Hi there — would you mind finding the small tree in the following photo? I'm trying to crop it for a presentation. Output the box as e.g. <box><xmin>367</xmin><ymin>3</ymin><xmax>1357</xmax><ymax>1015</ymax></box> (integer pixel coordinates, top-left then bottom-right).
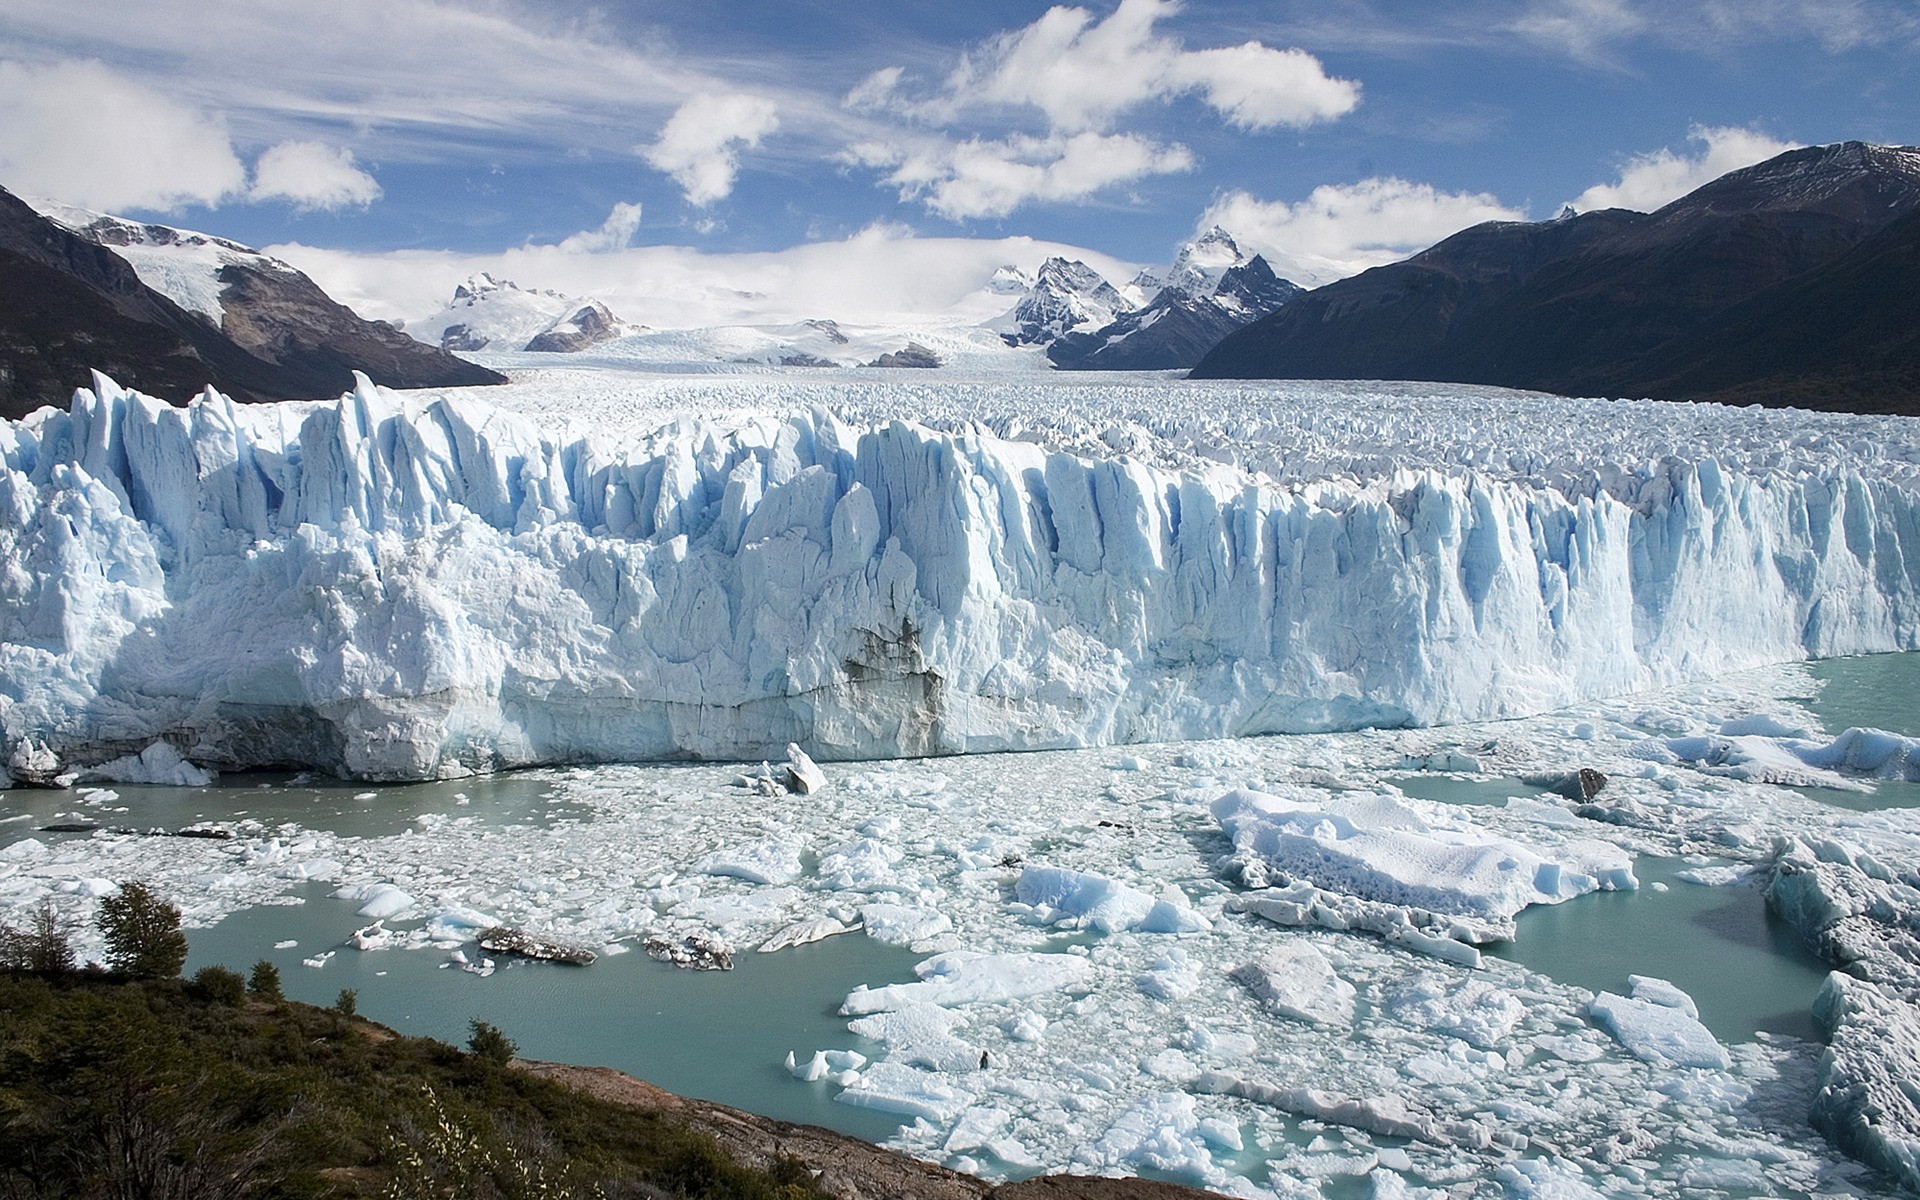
<box><xmin>0</xmin><ymin>899</ymin><xmax>76</xmax><ymax>974</ymax></box>
<box><xmin>467</xmin><ymin>1019</ymin><xmax>516</xmax><ymax>1066</ymax></box>
<box><xmin>334</xmin><ymin>988</ymin><xmax>358</xmax><ymax>1018</ymax></box>
<box><xmin>248</xmin><ymin>958</ymin><xmax>283</xmax><ymax>1001</ymax></box>
<box><xmin>95</xmin><ymin>882</ymin><xmax>187</xmax><ymax>979</ymax></box>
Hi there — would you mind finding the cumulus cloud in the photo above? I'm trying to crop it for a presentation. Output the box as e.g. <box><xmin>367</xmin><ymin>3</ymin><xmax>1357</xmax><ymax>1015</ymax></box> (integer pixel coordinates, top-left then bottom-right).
<box><xmin>271</xmin><ymin>223</ymin><xmax>1143</xmax><ymax>330</ymax></box>
<box><xmin>1202</xmin><ymin>178</ymin><xmax>1525</xmax><ymax>287</ymax></box>
<box><xmin>846</xmin><ymin>0</ymin><xmax>1355</xmax><ymax>219</ymax></box>
<box><xmin>854</xmin><ymin>131</ymin><xmax>1193</xmax><ymax>221</ymax></box>
<box><xmin>1569</xmin><ymin>125</ymin><xmax>1803</xmax><ymax>213</ymax></box>
<box><xmin>642</xmin><ymin>94</ymin><xmax>780</xmax><ymax>206</ymax></box>
<box><xmin>0</xmin><ymin>58</ymin><xmax>246</xmax><ymax>211</ymax></box>
<box><xmin>249</xmin><ymin>140</ymin><xmax>382</xmax><ymax>210</ymax></box>
<box><xmin>555</xmin><ymin>202</ymin><xmax>644</xmax><ymax>253</ymax></box>
<box><xmin>908</xmin><ymin>0</ymin><xmax>1357</xmax><ymax>133</ymax></box>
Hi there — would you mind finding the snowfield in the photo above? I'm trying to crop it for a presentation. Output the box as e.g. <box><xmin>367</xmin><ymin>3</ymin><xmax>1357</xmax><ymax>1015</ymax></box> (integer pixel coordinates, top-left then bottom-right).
<box><xmin>2</xmin><ymin>370</ymin><xmax>1918</xmax><ymax>782</ymax></box>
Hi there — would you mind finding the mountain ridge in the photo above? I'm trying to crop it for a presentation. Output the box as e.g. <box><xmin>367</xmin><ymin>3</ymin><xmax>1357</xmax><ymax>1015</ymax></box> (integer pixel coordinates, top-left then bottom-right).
<box><xmin>1190</xmin><ymin>141</ymin><xmax>1920</xmax><ymax>415</ymax></box>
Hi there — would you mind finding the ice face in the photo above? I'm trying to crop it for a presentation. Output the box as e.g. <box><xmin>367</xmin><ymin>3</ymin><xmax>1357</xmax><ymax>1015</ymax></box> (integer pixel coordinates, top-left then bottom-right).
<box><xmin>5</xmin><ymin>374</ymin><xmax>1920</xmax><ymax>781</ymax></box>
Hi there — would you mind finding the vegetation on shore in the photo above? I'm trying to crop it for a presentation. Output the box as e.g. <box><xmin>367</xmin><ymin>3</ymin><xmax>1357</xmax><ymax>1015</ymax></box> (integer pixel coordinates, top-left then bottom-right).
<box><xmin>0</xmin><ymin>885</ymin><xmax>827</xmax><ymax>1199</ymax></box>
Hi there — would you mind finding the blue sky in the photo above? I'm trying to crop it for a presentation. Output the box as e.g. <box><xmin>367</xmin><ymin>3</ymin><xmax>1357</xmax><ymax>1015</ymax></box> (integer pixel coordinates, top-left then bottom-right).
<box><xmin>1</xmin><ymin>0</ymin><xmax>1915</xmax><ymax>321</ymax></box>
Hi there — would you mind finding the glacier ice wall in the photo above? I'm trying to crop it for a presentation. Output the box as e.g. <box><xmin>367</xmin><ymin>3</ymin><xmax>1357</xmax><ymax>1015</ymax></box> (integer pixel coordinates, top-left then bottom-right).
<box><xmin>3</xmin><ymin>374</ymin><xmax>1919</xmax><ymax>780</ymax></box>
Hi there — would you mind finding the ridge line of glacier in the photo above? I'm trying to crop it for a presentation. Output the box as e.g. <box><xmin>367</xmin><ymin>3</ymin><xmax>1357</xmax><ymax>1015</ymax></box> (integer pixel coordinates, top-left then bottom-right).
<box><xmin>2</xmin><ymin>373</ymin><xmax>1917</xmax><ymax>781</ymax></box>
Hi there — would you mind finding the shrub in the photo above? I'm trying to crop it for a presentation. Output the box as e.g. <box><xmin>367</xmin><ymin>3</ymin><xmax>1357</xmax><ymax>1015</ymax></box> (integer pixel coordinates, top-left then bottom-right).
<box><xmin>96</xmin><ymin>882</ymin><xmax>188</xmax><ymax>978</ymax></box>
<box><xmin>334</xmin><ymin>988</ymin><xmax>358</xmax><ymax>1018</ymax></box>
<box><xmin>248</xmin><ymin>958</ymin><xmax>283</xmax><ymax>1000</ymax></box>
<box><xmin>467</xmin><ymin>1019</ymin><xmax>517</xmax><ymax>1066</ymax></box>
<box><xmin>190</xmin><ymin>964</ymin><xmax>248</xmax><ymax>1005</ymax></box>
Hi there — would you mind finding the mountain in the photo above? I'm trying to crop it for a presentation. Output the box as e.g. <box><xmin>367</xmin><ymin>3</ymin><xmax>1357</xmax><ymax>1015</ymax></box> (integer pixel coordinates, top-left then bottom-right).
<box><xmin>35</xmin><ymin>199</ymin><xmax>503</xmax><ymax>399</ymax></box>
<box><xmin>409</xmin><ymin>273</ymin><xmax>638</xmax><ymax>354</ymax></box>
<box><xmin>989</xmin><ymin>257</ymin><xmax>1128</xmax><ymax>346</ymax></box>
<box><xmin>1047</xmin><ymin>232</ymin><xmax>1302</xmax><ymax>371</ymax></box>
<box><xmin>0</xmin><ymin>189</ymin><xmax>499</xmax><ymax>419</ymax></box>
<box><xmin>1191</xmin><ymin>142</ymin><xmax>1920</xmax><ymax>414</ymax></box>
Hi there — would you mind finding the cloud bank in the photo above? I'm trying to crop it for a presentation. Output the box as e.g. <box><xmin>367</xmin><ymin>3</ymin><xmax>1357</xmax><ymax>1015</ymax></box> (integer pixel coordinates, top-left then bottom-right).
<box><xmin>1202</xmin><ymin>177</ymin><xmax>1525</xmax><ymax>287</ymax></box>
<box><xmin>1569</xmin><ymin>125</ymin><xmax>1803</xmax><ymax>213</ymax></box>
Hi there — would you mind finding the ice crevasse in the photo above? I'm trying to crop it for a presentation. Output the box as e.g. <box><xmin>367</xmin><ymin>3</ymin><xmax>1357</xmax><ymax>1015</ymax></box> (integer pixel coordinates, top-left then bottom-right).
<box><xmin>3</xmin><ymin>373</ymin><xmax>1918</xmax><ymax>781</ymax></box>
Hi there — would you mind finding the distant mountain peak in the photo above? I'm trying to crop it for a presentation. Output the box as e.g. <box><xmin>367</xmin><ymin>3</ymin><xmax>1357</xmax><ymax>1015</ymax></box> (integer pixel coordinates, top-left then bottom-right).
<box><xmin>992</xmin><ymin>257</ymin><xmax>1126</xmax><ymax>346</ymax></box>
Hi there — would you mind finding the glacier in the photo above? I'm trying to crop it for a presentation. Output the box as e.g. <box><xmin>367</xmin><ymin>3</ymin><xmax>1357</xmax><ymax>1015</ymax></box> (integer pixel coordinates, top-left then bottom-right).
<box><xmin>4</xmin><ymin>372</ymin><xmax>1920</xmax><ymax>780</ymax></box>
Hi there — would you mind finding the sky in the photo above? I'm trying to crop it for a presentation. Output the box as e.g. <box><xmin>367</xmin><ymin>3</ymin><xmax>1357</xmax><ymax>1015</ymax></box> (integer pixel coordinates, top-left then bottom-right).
<box><xmin>1</xmin><ymin>0</ymin><xmax>1916</xmax><ymax>325</ymax></box>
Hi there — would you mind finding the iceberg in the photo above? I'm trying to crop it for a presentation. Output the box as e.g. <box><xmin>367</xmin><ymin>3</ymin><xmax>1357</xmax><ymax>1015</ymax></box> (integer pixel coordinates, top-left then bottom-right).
<box><xmin>4</xmin><ymin>375</ymin><xmax>1920</xmax><ymax>780</ymax></box>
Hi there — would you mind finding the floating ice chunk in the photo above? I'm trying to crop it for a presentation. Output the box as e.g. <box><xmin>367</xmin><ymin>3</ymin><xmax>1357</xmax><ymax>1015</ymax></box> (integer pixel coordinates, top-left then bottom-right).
<box><xmin>278</xmin><ymin>859</ymin><xmax>343</xmax><ymax>881</ymax></box>
<box><xmin>1002</xmin><ymin>1012</ymin><xmax>1047</xmax><ymax>1042</ymax></box>
<box><xmin>1810</xmin><ymin>972</ymin><xmax>1920</xmax><ymax>1193</ymax></box>
<box><xmin>1588</xmin><ymin>992</ymin><xmax>1729</xmax><ymax>1069</ymax></box>
<box><xmin>1113</xmin><ymin>755</ymin><xmax>1151</xmax><ymax>772</ymax></box>
<box><xmin>273</xmin><ymin>939</ymin><xmax>298</xmax><ymax>950</ymax></box>
<box><xmin>759</xmin><ymin>916</ymin><xmax>856</xmax><ymax>952</ymax></box>
<box><xmin>1626</xmin><ymin>974</ymin><xmax>1699</xmax><ymax>1018</ymax></box>
<box><xmin>302</xmin><ymin>950</ymin><xmax>335</xmax><ymax>969</ymax></box>
<box><xmin>0</xmin><ymin>839</ymin><xmax>48</xmax><ymax>861</ymax></box>
<box><xmin>1214</xmin><ymin>788</ymin><xmax>1635</xmax><ymax>923</ymax></box>
<box><xmin>1494</xmin><ymin>1156</ymin><xmax>1608</xmax><ymax>1199</ymax></box>
<box><xmin>848</xmin><ymin>1004</ymin><xmax>980</xmax><ymax>1072</ymax></box>
<box><xmin>1016</xmin><ymin>865</ymin><xmax>1155</xmax><ymax>933</ymax></box>
<box><xmin>339</xmin><ymin>883</ymin><xmax>414</xmax><ymax>920</ymax></box>
<box><xmin>1193</xmin><ymin>1072</ymin><xmax>1492</xmax><ymax>1149</ymax></box>
<box><xmin>1138</xmin><ymin>947</ymin><xmax>1203</xmax><ymax>1001</ymax></box>
<box><xmin>834</xmin><ymin>1061</ymin><xmax>973</xmax><ymax>1121</ymax></box>
<box><xmin>859</xmin><ymin>903</ymin><xmax>952</xmax><ymax>947</ymax></box>
<box><xmin>785</xmin><ymin>1048</ymin><xmax>866</xmax><ymax>1083</ymax></box>
<box><xmin>1075</xmin><ymin>1092</ymin><xmax>1227</xmax><ymax>1185</ymax></box>
<box><xmin>1232</xmin><ymin>940</ymin><xmax>1356</xmax><ymax>1026</ymax></box>
<box><xmin>783</xmin><ymin>744</ymin><xmax>827</xmax><ymax>795</ymax></box>
<box><xmin>1387</xmin><ymin>975</ymin><xmax>1524</xmax><ymax>1049</ymax></box>
<box><xmin>1137</xmin><ymin>885</ymin><xmax>1212</xmax><ymax>934</ymax></box>
<box><xmin>424</xmin><ymin>905</ymin><xmax>501</xmax><ymax>942</ymax></box>
<box><xmin>944</xmin><ymin>1106</ymin><xmax>1011</xmax><ymax>1154</ymax></box>
<box><xmin>76</xmin><ymin>741</ymin><xmax>214</xmax><ymax>786</ymax></box>
<box><xmin>815</xmin><ymin>837</ymin><xmax>906</xmax><ymax>892</ymax></box>
<box><xmin>1230</xmin><ymin>883</ymin><xmax>1490</xmax><ymax>966</ymax></box>
<box><xmin>1371</xmin><ymin>1168</ymin><xmax>1449</xmax><ymax>1200</ymax></box>
<box><xmin>694</xmin><ymin>836</ymin><xmax>804</xmax><ymax>885</ymax></box>
<box><xmin>841</xmin><ymin>951</ymin><xmax>1093</xmax><ymax>1015</ymax></box>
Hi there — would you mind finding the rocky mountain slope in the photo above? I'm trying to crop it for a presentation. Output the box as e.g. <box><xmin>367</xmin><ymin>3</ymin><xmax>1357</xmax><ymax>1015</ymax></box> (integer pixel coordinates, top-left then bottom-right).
<box><xmin>409</xmin><ymin>272</ymin><xmax>638</xmax><ymax>354</ymax></box>
<box><xmin>1191</xmin><ymin>142</ymin><xmax>1920</xmax><ymax>415</ymax></box>
<box><xmin>0</xmin><ymin>190</ymin><xmax>498</xmax><ymax>419</ymax></box>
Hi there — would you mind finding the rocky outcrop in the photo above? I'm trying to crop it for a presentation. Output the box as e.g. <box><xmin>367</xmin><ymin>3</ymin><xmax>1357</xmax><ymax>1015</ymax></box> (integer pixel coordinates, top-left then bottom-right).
<box><xmin>866</xmin><ymin>342</ymin><xmax>941</xmax><ymax>368</ymax></box>
<box><xmin>524</xmin><ymin>301</ymin><xmax>623</xmax><ymax>352</ymax></box>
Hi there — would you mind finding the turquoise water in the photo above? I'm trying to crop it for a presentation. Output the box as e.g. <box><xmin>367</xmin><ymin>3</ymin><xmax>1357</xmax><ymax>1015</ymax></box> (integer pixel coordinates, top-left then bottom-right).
<box><xmin>1802</xmin><ymin>652</ymin><xmax>1920</xmax><ymax>738</ymax></box>
<box><xmin>1494</xmin><ymin>856</ymin><xmax>1832</xmax><ymax>1043</ymax></box>
<box><xmin>184</xmin><ymin>888</ymin><xmax>925</xmax><ymax>1143</ymax></box>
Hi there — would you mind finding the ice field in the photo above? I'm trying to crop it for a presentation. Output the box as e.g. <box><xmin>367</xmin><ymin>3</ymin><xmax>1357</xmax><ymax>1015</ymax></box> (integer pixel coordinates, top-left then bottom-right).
<box><xmin>4</xmin><ymin>369</ymin><xmax>1920</xmax><ymax>1196</ymax></box>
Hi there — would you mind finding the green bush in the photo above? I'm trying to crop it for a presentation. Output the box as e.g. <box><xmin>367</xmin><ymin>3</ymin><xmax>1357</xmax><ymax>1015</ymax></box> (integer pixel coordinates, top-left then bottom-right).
<box><xmin>0</xmin><ymin>898</ymin><xmax>75</xmax><ymax>974</ymax></box>
<box><xmin>334</xmin><ymin>987</ymin><xmax>358</xmax><ymax>1018</ymax></box>
<box><xmin>190</xmin><ymin>964</ymin><xmax>247</xmax><ymax>1005</ymax></box>
<box><xmin>468</xmin><ymin>1019</ymin><xmax>517</xmax><ymax>1066</ymax></box>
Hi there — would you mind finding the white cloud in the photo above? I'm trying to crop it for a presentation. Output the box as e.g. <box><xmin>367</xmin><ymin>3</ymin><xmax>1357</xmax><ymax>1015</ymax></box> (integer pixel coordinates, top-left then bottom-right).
<box><xmin>642</xmin><ymin>94</ymin><xmax>781</xmax><ymax>206</ymax></box>
<box><xmin>0</xmin><ymin>58</ymin><xmax>246</xmax><ymax>210</ymax></box>
<box><xmin>856</xmin><ymin>131</ymin><xmax>1194</xmax><ymax>221</ymax></box>
<box><xmin>1503</xmin><ymin>0</ymin><xmax>1648</xmax><ymax>65</ymax></box>
<box><xmin>1569</xmin><ymin>125</ymin><xmax>1803</xmax><ymax>213</ymax></box>
<box><xmin>270</xmin><ymin>223</ymin><xmax>1143</xmax><ymax>329</ymax></box>
<box><xmin>918</xmin><ymin>0</ymin><xmax>1357</xmax><ymax>133</ymax></box>
<box><xmin>555</xmin><ymin>202</ymin><xmax>644</xmax><ymax>253</ymax></box>
<box><xmin>249</xmin><ymin>140</ymin><xmax>381</xmax><ymax>210</ymax></box>
<box><xmin>1202</xmin><ymin>178</ymin><xmax>1525</xmax><ymax>287</ymax></box>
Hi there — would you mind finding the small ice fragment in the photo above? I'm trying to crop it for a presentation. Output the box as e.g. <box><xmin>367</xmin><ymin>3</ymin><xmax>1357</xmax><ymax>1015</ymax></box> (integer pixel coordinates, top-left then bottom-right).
<box><xmin>784</xmin><ymin>744</ymin><xmax>827</xmax><ymax>795</ymax></box>
<box><xmin>353</xmin><ymin>792</ymin><xmax>378</xmax><ymax>801</ymax></box>
<box><xmin>1232</xmin><ymin>941</ymin><xmax>1356</xmax><ymax>1026</ymax></box>
<box><xmin>1627</xmin><ymin>974</ymin><xmax>1700</xmax><ymax>1018</ymax></box>
<box><xmin>273</xmin><ymin>939</ymin><xmax>298</xmax><ymax>949</ymax></box>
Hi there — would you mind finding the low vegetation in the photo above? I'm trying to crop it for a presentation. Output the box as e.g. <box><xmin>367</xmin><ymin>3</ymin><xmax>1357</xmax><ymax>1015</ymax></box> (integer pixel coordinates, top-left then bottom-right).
<box><xmin>0</xmin><ymin>886</ymin><xmax>826</xmax><ymax>1200</ymax></box>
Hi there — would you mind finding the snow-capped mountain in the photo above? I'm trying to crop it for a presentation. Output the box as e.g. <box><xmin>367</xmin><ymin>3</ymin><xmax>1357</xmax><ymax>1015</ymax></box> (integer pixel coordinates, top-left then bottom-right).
<box><xmin>1047</xmin><ymin>233</ymin><xmax>1302</xmax><ymax>371</ymax></box>
<box><xmin>408</xmin><ymin>273</ymin><xmax>638</xmax><ymax>354</ymax></box>
<box><xmin>988</xmin><ymin>257</ymin><xmax>1129</xmax><ymax>346</ymax></box>
<box><xmin>4</xmin><ymin>192</ymin><xmax>499</xmax><ymax>417</ymax></box>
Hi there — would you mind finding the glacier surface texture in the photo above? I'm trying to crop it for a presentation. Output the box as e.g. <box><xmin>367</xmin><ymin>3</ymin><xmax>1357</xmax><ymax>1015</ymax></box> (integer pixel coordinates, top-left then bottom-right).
<box><xmin>4</xmin><ymin>373</ymin><xmax>1920</xmax><ymax>780</ymax></box>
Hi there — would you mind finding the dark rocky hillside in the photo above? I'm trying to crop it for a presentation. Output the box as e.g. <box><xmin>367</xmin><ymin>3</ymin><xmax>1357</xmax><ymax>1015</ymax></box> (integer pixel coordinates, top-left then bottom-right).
<box><xmin>1191</xmin><ymin>142</ymin><xmax>1920</xmax><ymax>415</ymax></box>
<box><xmin>0</xmin><ymin>187</ymin><xmax>501</xmax><ymax>420</ymax></box>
